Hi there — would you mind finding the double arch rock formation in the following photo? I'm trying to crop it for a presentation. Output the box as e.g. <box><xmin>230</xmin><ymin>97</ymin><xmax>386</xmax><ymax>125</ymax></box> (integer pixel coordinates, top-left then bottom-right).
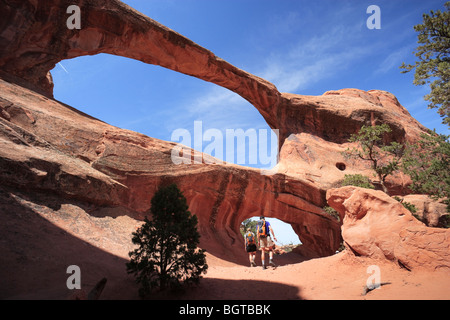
<box><xmin>0</xmin><ymin>0</ymin><xmax>429</xmax><ymax>262</ymax></box>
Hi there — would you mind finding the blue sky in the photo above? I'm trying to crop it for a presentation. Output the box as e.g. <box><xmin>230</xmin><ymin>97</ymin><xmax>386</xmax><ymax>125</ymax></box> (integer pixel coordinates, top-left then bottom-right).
<box><xmin>51</xmin><ymin>0</ymin><xmax>448</xmax><ymax>245</ymax></box>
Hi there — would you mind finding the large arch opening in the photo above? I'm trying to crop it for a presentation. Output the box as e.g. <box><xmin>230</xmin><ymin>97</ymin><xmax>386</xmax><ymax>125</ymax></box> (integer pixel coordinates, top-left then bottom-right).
<box><xmin>0</xmin><ymin>0</ymin><xmax>340</xmax><ymax>264</ymax></box>
<box><xmin>49</xmin><ymin>54</ymin><xmax>293</xmax><ymax>265</ymax></box>
<box><xmin>51</xmin><ymin>53</ymin><xmax>278</xmax><ymax>170</ymax></box>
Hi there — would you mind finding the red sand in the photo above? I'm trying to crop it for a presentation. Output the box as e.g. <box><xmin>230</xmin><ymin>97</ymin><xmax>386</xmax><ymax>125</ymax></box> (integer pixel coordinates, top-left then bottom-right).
<box><xmin>2</xmin><ymin>189</ymin><xmax>448</xmax><ymax>301</ymax></box>
<box><xmin>174</xmin><ymin>251</ymin><xmax>450</xmax><ymax>300</ymax></box>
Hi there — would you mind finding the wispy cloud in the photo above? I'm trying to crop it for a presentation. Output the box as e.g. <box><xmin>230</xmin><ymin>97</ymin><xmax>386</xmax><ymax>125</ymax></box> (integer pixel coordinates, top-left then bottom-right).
<box><xmin>166</xmin><ymin>10</ymin><xmax>372</xmax><ymax>132</ymax></box>
<box><xmin>134</xmin><ymin>1</ymin><xmax>429</xmax><ymax>141</ymax></box>
<box><xmin>169</xmin><ymin>85</ymin><xmax>267</xmax><ymax>132</ymax></box>
<box><xmin>258</xmin><ymin>24</ymin><xmax>371</xmax><ymax>93</ymax></box>
<box><xmin>375</xmin><ymin>44</ymin><xmax>415</xmax><ymax>75</ymax></box>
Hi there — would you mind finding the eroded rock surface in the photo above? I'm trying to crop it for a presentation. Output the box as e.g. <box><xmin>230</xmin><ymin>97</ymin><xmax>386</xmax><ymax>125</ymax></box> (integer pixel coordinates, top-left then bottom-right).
<box><xmin>0</xmin><ymin>1</ymin><xmax>428</xmax><ymax>192</ymax></box>
<box><xmin>327</xmin><ymin>187</ymin><xmax>450</xmax><ymax>271</ymax></box>
<box><xmin>0</xmin><ymin>77</ymin><xmax>340</xmax><ymax>262</ymax></box>
<box><xmin>0</xmin><ymin>0</ymin><xmax>444</xmax><ymax>299</ymax></box>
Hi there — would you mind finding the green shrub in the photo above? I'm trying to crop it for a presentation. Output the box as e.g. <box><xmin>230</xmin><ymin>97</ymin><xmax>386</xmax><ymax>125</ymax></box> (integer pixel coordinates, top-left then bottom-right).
<box><xmin>323</xmin><ymin>206</ymin><xmax>340</xmax><ymax>222</ymax></box>
<box><xmin>393</xmin><ymin>196</ymin><xmax>417</xmax><ymax>214</ymax></box>
<box><xmin>126</xmin><ymin>184</ymin><xmax>208</xmax><ymax>297</ymax></box>
<box><xmin>341</xmin><ymin>174</ymin><xmax>375</xmax><ymax>189</ymax></box>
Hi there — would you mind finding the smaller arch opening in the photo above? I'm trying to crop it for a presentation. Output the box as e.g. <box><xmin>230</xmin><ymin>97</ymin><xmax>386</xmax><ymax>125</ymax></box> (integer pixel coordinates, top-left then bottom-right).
<box><xmin>239</xmin><ymin>217</ymin><xmax>310</xmax><ymax>266</ymax></box>
<box><xmin>240</xmin><ymin>217</ymin><xmax>301</xmax><ymax>247</ymax></box>
<box><xmin>336</xmin><ymin>162</ymin><xmax>346</xmax><ymax>171</ymax></box>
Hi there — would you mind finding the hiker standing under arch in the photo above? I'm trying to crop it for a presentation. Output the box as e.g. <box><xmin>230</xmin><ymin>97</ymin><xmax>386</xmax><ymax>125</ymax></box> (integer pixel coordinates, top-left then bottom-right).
<box><xmin>257</xmin><ymin>216</ymin><xmax>278</xmax><ymax>269</ymax></box>
<box><xmin>244</xmin><ymin>227</ymin><xmax>257</xmax><ymax>267</ymax></box>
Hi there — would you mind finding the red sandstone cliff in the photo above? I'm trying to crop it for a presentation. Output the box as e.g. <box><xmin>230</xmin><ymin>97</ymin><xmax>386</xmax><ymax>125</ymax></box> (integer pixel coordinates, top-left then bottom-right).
<box><xmin>0</xmin><ymin>0</ymin><xmax>448</xmax><ymax>300</ymax></box>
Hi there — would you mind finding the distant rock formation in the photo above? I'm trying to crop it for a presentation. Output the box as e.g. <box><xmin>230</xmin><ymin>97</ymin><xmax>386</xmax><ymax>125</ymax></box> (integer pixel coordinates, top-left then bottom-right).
<box><xmin>327</xmin><ymin>187</ymin><xmax>450</xmax><ymax>271</ymax></box>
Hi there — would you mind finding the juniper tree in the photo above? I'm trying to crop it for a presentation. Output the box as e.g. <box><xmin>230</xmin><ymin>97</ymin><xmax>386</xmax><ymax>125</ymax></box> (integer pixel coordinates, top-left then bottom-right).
<box><xmin>341</xmin><ymin>174</ymin><xmax>375</xmax><ymax>190</ymax></box>
<box><xmin>400</xmin><ymin>2</ymin><xmax>450</xmax><ymax>127</ymax></box>
<box><xmin>126</xmin><ymin>184</ymin><xmax>207</xmax><ymax>297</ymax></box>
<box><xmin>344</xmin><ymin>124</ymin><xmax>405</xmax><ymax>194</ymax></box>
<box><xmin>402</xmin><ymin>131</ymin><xmax>450</xmax><ymax>213</ymax></box>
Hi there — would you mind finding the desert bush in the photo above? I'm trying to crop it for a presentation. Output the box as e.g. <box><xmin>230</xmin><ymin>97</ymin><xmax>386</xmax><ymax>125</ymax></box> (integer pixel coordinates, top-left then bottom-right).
<box><xmin>126</xmin><ymin>184</ymin><xmax>208</xmax><ymax>297</ymax></box>
<box><xmin>341</xmin><ymin>174</ymin><xmax>375</xmax><ymax>190</ymax></box>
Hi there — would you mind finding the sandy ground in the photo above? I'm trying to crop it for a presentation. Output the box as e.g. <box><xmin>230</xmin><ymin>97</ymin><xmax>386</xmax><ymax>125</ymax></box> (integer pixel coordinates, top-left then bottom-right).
<box><xmin>1</xmin><ymin>187</ymin><xmax>449</xmax><ymax>301</ymax></box>
<box><xmin>4</xmin><ymin>242</ymin><xmax>450</xmax><ymax>301</ymax></box>
<box><xmin>167</xmin><ymin>251</ymin><xmax>450</xmax><ymax>300</ymax></box>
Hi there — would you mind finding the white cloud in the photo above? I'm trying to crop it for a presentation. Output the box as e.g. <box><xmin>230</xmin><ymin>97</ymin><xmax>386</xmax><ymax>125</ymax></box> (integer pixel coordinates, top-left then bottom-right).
<box><xmin>375</xmin><ymin>45</ymin><xmax>414</xmax><ymax>75</ymax></box>
<box><xmin>258</xmin><ymin>24</ymin><xmax>371</xmax><ymax>93</ymax></box>
<box><xmin>170</xmin><ymin>84</ymin><xmax>268</xmax><ymax>133</ymax></box>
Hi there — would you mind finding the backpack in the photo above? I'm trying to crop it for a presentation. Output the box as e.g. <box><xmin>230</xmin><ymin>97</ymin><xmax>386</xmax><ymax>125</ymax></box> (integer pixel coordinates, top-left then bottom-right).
<box><xmin>245</xmin><ymin>232</ymin><xmax>255</xmax><ymax>245</ymax></box>
<box><xmin>257</xmin><ymin>220</ymin><xmax>268</xmax><ymax>237</ymax></box>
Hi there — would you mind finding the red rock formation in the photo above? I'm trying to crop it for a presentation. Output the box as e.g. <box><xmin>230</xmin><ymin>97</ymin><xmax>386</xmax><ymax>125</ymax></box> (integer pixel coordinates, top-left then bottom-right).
<box><xmin>0</xmin><ymin>1</ymin><xmax>428</xmax><ymax>194</ymax></box>
<box><xmin>0</xmin><ymin>77</ymin><xmax>340</xmax><ymax>262</ymax></box>
<box><xmin>327</xmin><ymin>186</ymin><xmax>450</xmax><ymax>270</ymax></box>
<box><xmin>397</xmin><ymin>194</ymin><xmax>448</xmax><ymax>227</ymax></box>
<box><xmin>0</xmin><ymin>0</ymin><xmax>280</xmax><ymax>126</ymax></box>
<box><xmin>0</xmin><ymin>0</ymin><xmax>436</xmax><ymax>268</ymax></box>
<box><xmin>276</xmin><ymin>89</ymin><xmax>427</xmax><ymax>193</ymax></box>
<box><xmin>0</xmin><ymin>1</ymin><xmax>427</xmax><ymax>143</ymax></box>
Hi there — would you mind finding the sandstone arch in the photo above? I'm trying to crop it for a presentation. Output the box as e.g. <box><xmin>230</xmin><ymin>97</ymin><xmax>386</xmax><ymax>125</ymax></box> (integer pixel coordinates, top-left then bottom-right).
<box><xmin>0</xmin><ymin>0</ymin><xmax>281</xmax><ymax>129</ymax></box>
<box><xmin>0</xmin><ymin>0</ymin><xmax>430</xmax><ymax>262</ymax></box>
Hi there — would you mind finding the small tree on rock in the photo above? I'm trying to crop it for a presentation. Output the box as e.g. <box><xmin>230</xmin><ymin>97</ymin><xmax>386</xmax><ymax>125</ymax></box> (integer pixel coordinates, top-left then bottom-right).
<box><xmin>341</xmin><ymin>174</ymin><xmax>375</xmax><ymax>190</ymax></box>
<box><xmin>126</xmin><ymin>184</ymin><xmax>208</xmax><ymax>297</ymax></box>
<box><xmin>400</xmin><ymin>2</ymin><xmax>450</xmax><ymax>127</ymax></box>
<box><xmin>402</xmin><ymin>131</ymin><xmax>450</xmax><ymax>213</ymax></box>
<box><xmin>344</xmin><ymin>124</ymin><xmax>405</xmax><ymax>194</ymax></box>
